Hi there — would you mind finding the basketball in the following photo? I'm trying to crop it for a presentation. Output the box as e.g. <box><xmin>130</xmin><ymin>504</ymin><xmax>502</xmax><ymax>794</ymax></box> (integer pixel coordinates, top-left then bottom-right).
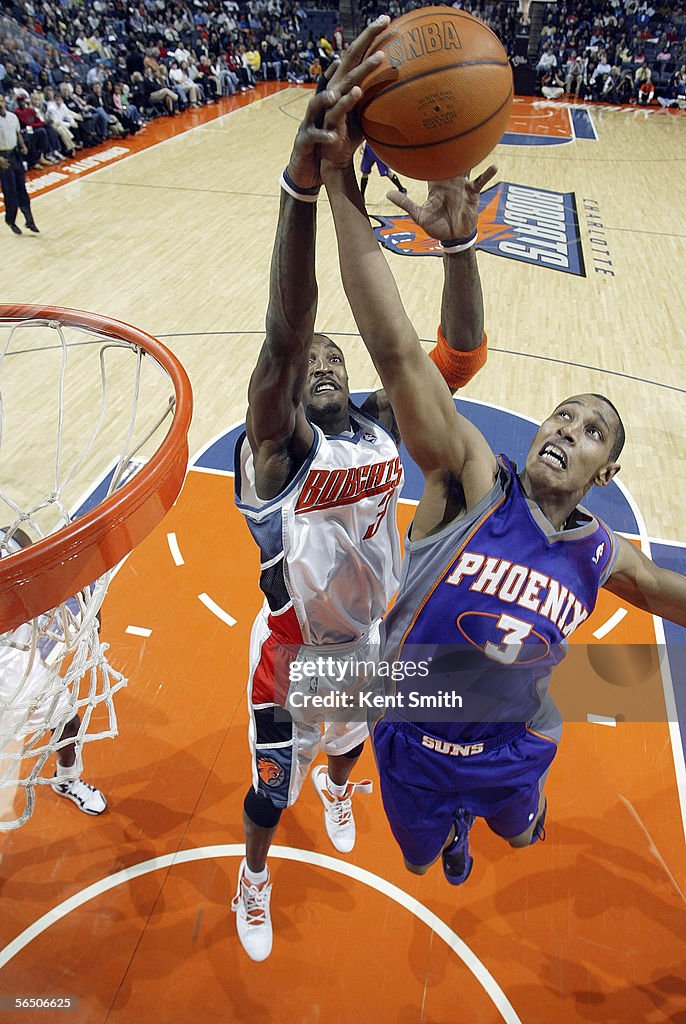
<box><xmin>358</xmin><ymin>7</ymin><xmax>513</xmax><ymax>181</ymax></box>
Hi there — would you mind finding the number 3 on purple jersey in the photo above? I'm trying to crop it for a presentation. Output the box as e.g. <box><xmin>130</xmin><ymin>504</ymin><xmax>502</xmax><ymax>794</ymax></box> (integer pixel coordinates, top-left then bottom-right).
<box><xmin>456</xmin><ymin>610</ymin><xmax>553</xmax><ymax>666</ymax></box>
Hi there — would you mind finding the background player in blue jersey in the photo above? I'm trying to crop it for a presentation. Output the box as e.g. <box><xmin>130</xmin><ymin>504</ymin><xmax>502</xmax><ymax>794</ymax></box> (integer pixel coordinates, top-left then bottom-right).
<box><xmin>231</xmin><ymin>19</ymin><xmax>495</xmax><ymax>961</ymax></box>
<box><xmin>320</xmin><ymin>114</ymin><xmax>686</xmax><ymax>887</ymax></box>
<box><xmin>359</xmin><ymin>140</ymin><xmax>407</xmax><ymax>200</ymax></box>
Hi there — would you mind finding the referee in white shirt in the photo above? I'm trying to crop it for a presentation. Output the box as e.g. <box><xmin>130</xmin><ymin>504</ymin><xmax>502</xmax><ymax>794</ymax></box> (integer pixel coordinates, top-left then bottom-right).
<box><xmin>0</xmin><ymin>92</ymin><xmax>39</xmax><ymax>235</ymax></box>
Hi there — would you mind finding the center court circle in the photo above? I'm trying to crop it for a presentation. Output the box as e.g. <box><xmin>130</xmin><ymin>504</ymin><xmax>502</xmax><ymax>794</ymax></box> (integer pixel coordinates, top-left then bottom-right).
<box><xmin>0</xmin><ymin>844</ymin><xmax>522</xmax><ymax>1023</ymax></box>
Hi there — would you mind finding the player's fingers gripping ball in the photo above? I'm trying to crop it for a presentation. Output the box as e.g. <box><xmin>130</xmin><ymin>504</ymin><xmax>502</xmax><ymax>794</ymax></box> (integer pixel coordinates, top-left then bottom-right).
<box><xmin>358</xmin><ymin>7</ymin><xmax>513</xmax><ymax>181</ymax></box>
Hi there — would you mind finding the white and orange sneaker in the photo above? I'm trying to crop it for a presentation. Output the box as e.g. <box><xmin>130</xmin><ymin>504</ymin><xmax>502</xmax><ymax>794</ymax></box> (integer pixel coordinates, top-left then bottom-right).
<box><xmin>231</xmin><ymin>858</ymin><xmax>273</xmax><ymax>962</ymax></box>
<box><xmin>312</xmin><ymin>765</ymin><xmax>373</xmax><ymax>853</ymax></box>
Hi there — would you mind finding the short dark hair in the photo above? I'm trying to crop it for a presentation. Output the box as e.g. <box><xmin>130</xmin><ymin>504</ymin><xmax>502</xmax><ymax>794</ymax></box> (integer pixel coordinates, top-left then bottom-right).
<box><xmin>313</xmin><ymin>333</ymin><xmax>344</xmax><ymax>356</ymax></box>
<box><xmin>591</xmin><ymin>394</ymin><xmax>625</xmax><ymax>462</ymax></box>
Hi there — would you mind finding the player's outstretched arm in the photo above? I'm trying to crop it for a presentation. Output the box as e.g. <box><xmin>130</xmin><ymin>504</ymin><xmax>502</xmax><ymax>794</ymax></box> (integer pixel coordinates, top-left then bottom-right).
<box><xmin>247</xmin><ymin>85</ymin><xmax>334</xmax><ymax>462</ymax></box>
<box><xmin>361</xmin><ymin>171</ymin><xmax>495</xmax><ymax>434</ymax></box>
<box><xmin>322</xmin><ymin>160</ymin><xmax>496</xmax><ymax>513</ymax></box>
<box><xmin>246</xmin><ymin>30</ymin><xmax>388</xmax><ymax>499</ymax></box>
<box><xmin>604</xmin><ymin>537</ymin><xmax>686</xmax><ymax>626</ymax></box>
<box><xmin>388</xmin><ymin>170</ymin><xmax>496</xmax><ymax>394</ymax></box>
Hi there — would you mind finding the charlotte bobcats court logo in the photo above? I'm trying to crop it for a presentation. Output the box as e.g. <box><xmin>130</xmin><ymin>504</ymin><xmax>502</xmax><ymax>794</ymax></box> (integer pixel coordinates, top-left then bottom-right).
<box><xmin>258</xmin><ymin>756</ymin><xmax>285</xmax><ymax>787</ymax></box>
<box><xmin>372</xmin><ymin>182</ymin><xmax>586</xmax><ymax>276</ymax></box>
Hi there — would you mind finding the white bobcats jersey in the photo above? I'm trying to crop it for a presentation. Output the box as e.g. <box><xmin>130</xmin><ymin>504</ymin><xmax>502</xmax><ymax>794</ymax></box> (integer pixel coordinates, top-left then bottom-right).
<box><xmin>235</xmin><ymin>406</ymin><xmax>403</xmax><ymax>645</ymax></box>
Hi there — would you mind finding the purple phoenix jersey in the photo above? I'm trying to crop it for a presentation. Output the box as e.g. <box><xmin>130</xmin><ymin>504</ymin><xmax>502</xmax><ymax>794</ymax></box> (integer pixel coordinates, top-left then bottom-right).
<box><xmin>380</xmin><ymin>457</ymin><xmax>618</xmax><ymax>743</ymax></box>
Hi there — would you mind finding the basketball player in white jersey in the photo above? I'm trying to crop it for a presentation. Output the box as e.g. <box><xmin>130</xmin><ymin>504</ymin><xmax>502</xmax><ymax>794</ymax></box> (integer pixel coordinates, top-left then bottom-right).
<box><xmin>232</xmin><ymin>18</ymin><xmax>493</xmax><ymax>961</ymax></box>
<box><xmin>0</xmin><ymin>528</ymin><xmax>107</xmax><ymax>816</ymax></box>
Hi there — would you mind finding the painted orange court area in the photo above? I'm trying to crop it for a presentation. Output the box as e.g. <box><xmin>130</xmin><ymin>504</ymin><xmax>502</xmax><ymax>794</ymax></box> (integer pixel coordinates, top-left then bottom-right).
<box><xmin>507</xmin><ymin>97</ymin><xmax>574</xmax><ymax>138</ymax></box>
<box><xmin>1</xmin><ymin>467</ymin><xmax>685</xmax><ymax>1024</ymax></box>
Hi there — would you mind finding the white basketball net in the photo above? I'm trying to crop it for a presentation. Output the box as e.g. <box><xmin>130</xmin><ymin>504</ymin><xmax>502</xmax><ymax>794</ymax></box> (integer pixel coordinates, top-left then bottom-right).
<box><xmin>0</xmin><ymin>315</ymin><xmax>177</xmax><ymax>829</ymax></box>
<box><xmin>0</xmin><ymin>571</ymin><xmax>123</xmax><ymax>829</ymax></box>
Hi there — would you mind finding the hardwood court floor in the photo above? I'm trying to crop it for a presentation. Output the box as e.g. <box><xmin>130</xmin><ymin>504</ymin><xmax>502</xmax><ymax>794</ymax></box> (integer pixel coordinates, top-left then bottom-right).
<box><xmin>1</xmin><ymin>89</ymin><xmax>685</xmax><ymax>1023</ymax></box>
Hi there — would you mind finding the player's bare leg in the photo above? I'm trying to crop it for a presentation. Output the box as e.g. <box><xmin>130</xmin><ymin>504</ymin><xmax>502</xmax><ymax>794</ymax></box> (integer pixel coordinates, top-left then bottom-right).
<box><xmin>327</xmin><ymin>749</ymin><xmax>360</xmax><ymax>787</ymax></box>
<box><xmin>54</xmin><ymin>712</ymin><xmax>79</xmax><ymax>768</ymax></box>
<box><xmin>50</xmin><ymin>713</ymin><xmax>107</xmax><ymax>815</ymax></box>
<box><xmin>233</xmin><ymin>792</ymin><xmax>280</xmax><ymax>961</ymax></box>
<box><xmin>243</xmin><ymin>809</ymin><xmax>278</xmax><ymax>874</ymax></box>
<box><xmin>403</xmin><ymin>822</ymin><xmax>457</xmax><ymax>876</ymax></box>
<box><xmin>507</xmin><ymin>789</ymin><xmax>547</xmax><ymax>848</ymax></box>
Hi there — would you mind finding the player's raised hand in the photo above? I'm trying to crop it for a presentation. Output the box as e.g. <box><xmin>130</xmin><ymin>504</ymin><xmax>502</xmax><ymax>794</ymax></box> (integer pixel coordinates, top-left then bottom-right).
<box><xmin>288</xmin><ymin>17</ymin><xmax>390</xmax><ymax>189</ymax></box>
<box><xmin>386</xmin><ymin>165</ymin><xmax>498</xmax><ymax>242</ymax></box>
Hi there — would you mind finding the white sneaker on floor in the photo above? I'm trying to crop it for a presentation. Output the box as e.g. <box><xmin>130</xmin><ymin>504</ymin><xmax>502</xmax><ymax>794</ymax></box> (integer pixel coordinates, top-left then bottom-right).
<box><xmin>312</xmin><ymin>765</ymin><xmax>373</xmax><ymax>853</ymax></box>
<box><xmin>50</xmin><ymin>776</ymin><xmax>107</xmax><ymax>815</ymax></box>
<box><xmin>231</xmin><ymin>858</ymin><xmax>273</xmax><ymax>962</ymax></box>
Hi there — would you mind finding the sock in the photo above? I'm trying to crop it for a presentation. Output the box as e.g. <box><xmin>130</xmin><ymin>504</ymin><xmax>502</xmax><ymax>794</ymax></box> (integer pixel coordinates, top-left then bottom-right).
<box><xmin>244</xmin><ymin>863</ymin><xmax>269</xmax><ymax>886</ymax></box>
<box><xmin>326</xmin><ymin>776</ymin><xmax>348</xmax><ymax>799</ymax></box>
<box><xmin>55</xmin><ymin>762</ymin><xmax>78</xmax><ymax>782</ymax></box>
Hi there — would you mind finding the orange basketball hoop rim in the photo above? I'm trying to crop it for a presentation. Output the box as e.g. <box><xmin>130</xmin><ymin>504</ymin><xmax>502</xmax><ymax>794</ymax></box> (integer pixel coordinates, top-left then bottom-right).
<box><xmin>0</xmin><ymin>304</ymin><xmax>193</xmax><ymax>634</ymax></box>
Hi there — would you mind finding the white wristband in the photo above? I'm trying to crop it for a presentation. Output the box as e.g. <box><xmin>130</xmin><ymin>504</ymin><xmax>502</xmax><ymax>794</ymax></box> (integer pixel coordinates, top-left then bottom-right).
<box><xmin>280</xmin><ymin>168</ymin><xmax>320</xmax><ymax>203</ymax></box>
<box><xmin>440</xmin><ymin>230</ymin><xmax>478</xmax><ymax>254</ymax></box>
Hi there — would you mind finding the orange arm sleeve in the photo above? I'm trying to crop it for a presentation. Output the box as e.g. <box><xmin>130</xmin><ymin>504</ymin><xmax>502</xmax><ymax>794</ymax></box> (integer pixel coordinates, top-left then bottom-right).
<box><xmin>428</xmin><ymin>326</ymin><xmax>488</xmax><ymax>390</ymax></box>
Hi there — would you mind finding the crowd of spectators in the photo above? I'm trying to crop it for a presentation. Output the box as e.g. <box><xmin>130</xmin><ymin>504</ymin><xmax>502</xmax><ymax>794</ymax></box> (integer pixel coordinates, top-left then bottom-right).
<box><xmin>358</xmin><ymin>1</ymin><xmax>685</xmax><ymax>105</ymax></box>
<box><xmin>0</xmin><ymin>0</ymin><xmax>346</xmax><ymax>171</ymax></box>
<box><xmin>529</xmin><ymin>2</ymin><xmax>686</xmax><ymax>107</ymax></box>
<box><xmin>1</xmin><ymin>0</ymin><xmax>685</xmax><ymax>174</ymax></box>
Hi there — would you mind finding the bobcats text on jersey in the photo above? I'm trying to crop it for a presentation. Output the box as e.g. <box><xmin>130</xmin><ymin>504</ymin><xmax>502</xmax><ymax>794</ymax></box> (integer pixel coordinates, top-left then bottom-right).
<box><xmin>295</xmin><ymin>456</ymin><xmax>403</xmax><ymax>514</ymax></box>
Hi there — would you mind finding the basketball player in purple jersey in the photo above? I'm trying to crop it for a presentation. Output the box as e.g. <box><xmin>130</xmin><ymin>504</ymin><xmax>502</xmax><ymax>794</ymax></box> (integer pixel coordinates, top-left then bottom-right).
<box><xmin>321</xmin><ymin>127</ymin><xmax>686</xmax><ymax>886</ymax></box>
<box><xmin>359</xmin><ymin>141</ymin><xmax>407</xmax><ymax>199</ymax></box>
<box><xmin>231</xmin><ymin>19</ymin><xmax>495</xmax><ymax>959</ymax></box>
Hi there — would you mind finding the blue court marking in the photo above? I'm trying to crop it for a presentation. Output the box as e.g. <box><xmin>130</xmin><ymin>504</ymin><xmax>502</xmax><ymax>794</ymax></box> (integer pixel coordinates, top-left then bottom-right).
<box><xmin>570</xmin><ymin>108</ymin><xmax>598</xmax><ymax>140</ymax></box>
<box><xmin>194</xmin><ymin>432</ymin><xmax>239</xmax><ymax>474</ymax></box>
<box><xmin>72</xmin><ymin>466</ymin><xmax>118</xmax><ymax>518</ymax></box>
<box><xmin>500</xmin><ymin>132</ymin><xmax>572</xmax><ymax>147</ymax></box>
<box><xmin>70</xmin><ymin>460</ymin><xmax>143</xmax><ymax>519</ymax></box>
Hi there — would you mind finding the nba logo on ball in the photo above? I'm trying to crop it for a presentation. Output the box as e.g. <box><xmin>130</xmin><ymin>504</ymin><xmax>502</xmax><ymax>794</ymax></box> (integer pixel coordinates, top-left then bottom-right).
<box><xmin>384</xmin><ymin>18</ymin><xmax>464</xmax><ymax>66</ymax></box>
<box><xmin>359</xmin><ymin>7</ymin><xmax>513</xmax><ymax>181</ymax></box>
